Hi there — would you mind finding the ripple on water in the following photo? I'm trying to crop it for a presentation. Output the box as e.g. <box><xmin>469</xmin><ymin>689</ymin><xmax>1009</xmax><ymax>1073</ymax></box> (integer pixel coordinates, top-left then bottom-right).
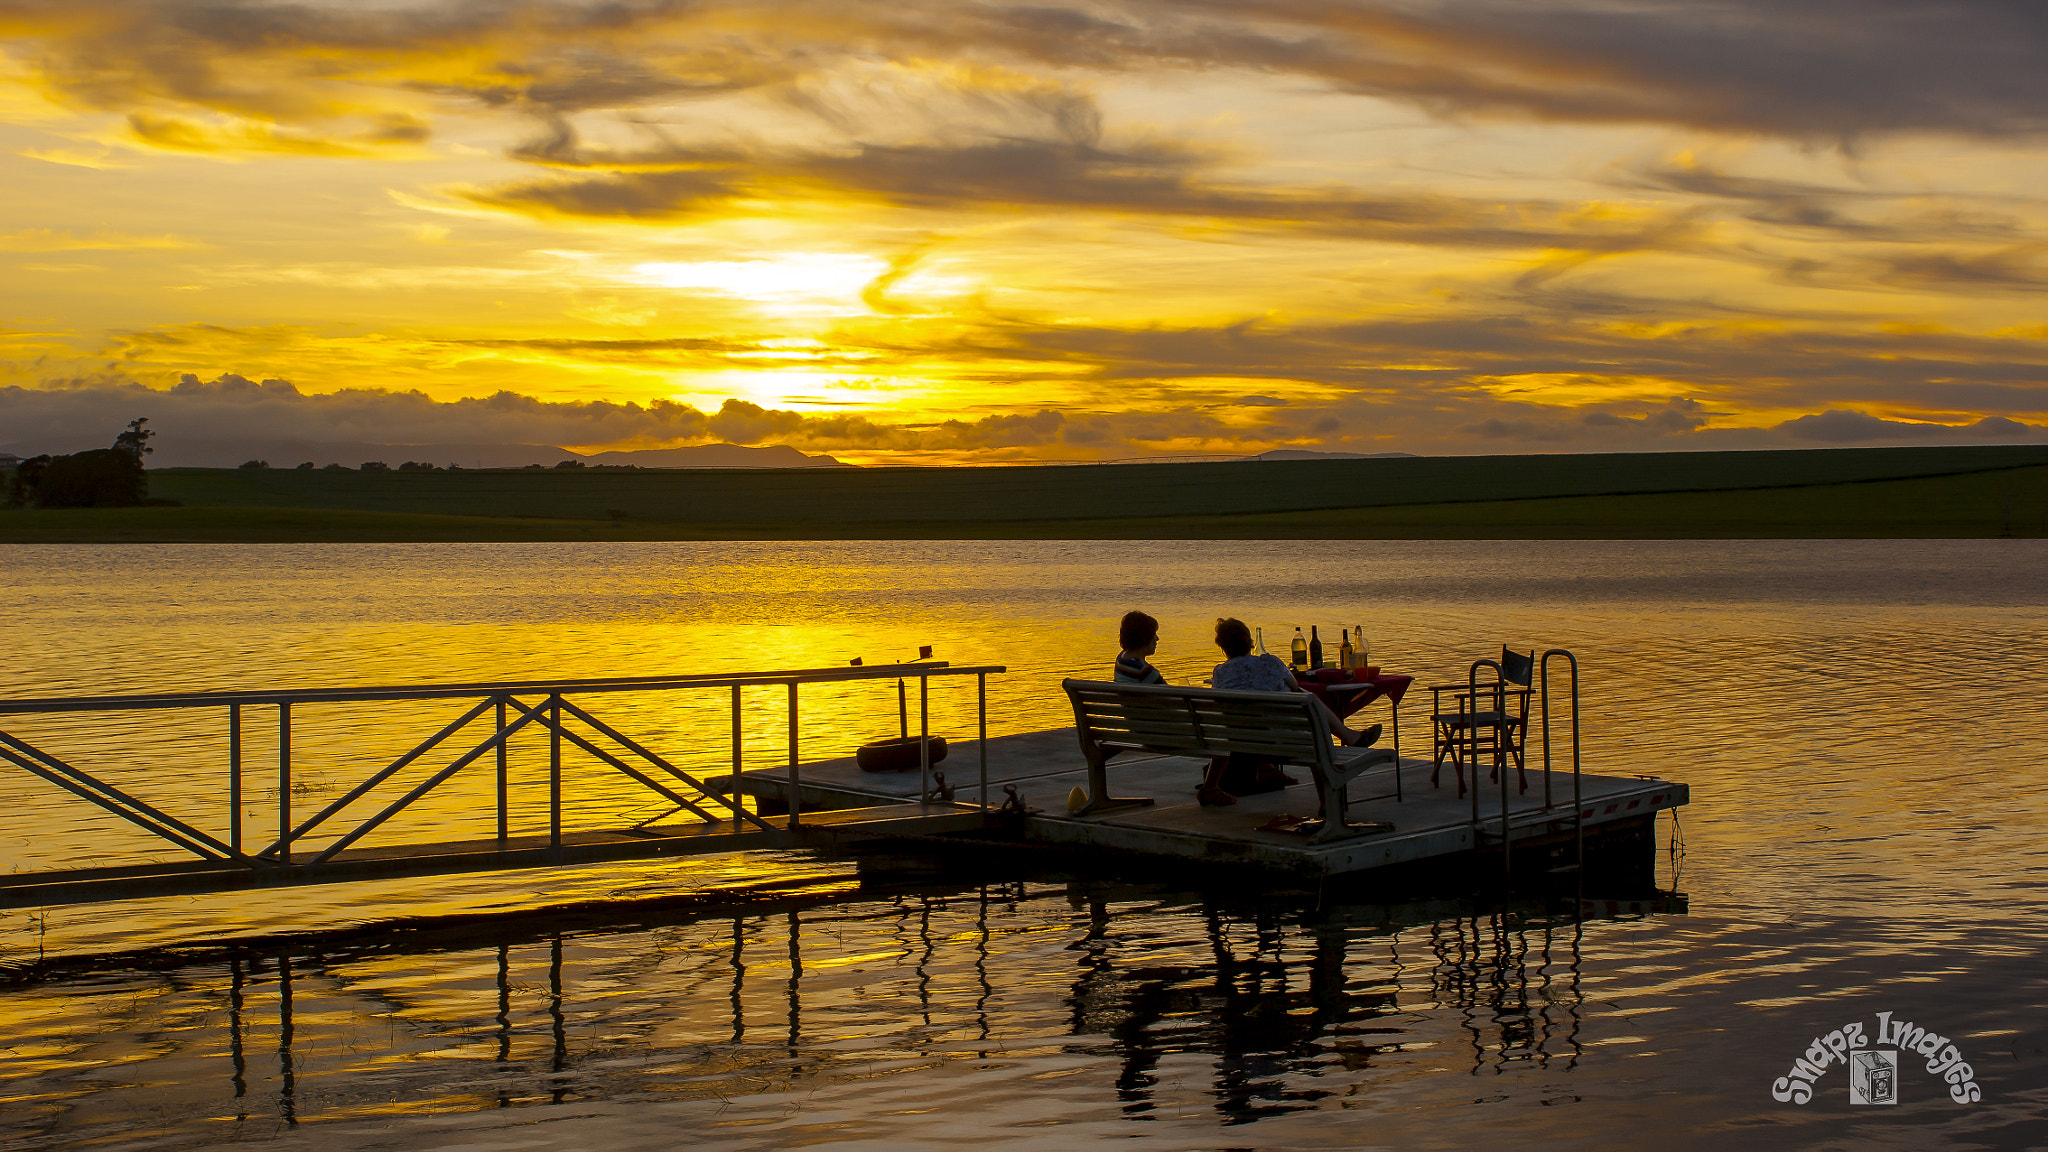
<box><xmin>1</xmin><ymin>540</ymin><xmax>2045</xmax><ymax>1149</ymax></box>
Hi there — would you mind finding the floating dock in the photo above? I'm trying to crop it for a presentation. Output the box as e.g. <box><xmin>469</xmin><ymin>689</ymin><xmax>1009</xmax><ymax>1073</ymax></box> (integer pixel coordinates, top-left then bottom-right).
<box><xmin>728</xmin><ymin>727</ymin><xmax>1688</xmax><ymax>877</ymax></box>
<box><xmin>0</xmin><ymin>662</ymin><xmax>1688</xmax><ymax>906</ymax></box>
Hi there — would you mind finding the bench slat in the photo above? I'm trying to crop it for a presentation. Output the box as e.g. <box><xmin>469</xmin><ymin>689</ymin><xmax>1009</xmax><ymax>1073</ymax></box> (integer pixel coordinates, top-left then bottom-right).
<box><xmin>1083</xmin><ymin>723</ymin><xmax>1322</xmax><ymax>751</ymax></box>
<box><xmin>1064</xmin><ymin>677</ymin><xmax>1395</xmax><ymax>840</ymax></box>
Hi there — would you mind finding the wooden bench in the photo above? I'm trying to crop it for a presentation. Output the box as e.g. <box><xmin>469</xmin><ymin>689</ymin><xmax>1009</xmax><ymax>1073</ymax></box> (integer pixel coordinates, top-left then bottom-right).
<box><xmin>1062</xmin><ymin>679</ymin><xmax>1399</xmax><ymax>843</ymax></box>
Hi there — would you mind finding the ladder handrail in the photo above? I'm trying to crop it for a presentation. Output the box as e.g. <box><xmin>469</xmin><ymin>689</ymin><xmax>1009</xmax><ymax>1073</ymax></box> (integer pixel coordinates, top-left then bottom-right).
<box><xmin>1539</xmin><ymin>649</ymin><xmax>1583</xmax><ymax>873</ymax></box>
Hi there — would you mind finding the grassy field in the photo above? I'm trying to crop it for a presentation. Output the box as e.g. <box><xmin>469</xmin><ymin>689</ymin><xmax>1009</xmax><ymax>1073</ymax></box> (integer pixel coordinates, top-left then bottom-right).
<box><xmin>4</xmin><ymin>445</ymin><xmax>2045</xmax><ymax>542</ymax></box>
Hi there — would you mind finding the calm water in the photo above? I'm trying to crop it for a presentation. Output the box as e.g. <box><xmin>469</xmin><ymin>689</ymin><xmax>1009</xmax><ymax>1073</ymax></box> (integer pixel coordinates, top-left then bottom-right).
<box><xmin>2</xmin><ymin>540</ymin><xmax>2045</xmax><ymax>1149</ymax></box>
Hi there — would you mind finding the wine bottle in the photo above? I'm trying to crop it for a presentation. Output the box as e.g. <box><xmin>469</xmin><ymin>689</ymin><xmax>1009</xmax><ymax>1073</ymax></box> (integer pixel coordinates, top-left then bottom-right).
<box><xmin>1290</xmin><ymin>627</ymin><xmax>1307</xmax><ymax>668</ymax></box>
<box><xmin>1339</xmin><ymin>628</ymin><xmax>1355</xmax><ymax>671</ymax></box>
<box><xmin>1255</xmin><ymin>627</ymin><xmax>1266</xmax><ymax>655</ymax></box>
<box><xmin>1309</xmin><ymin>625</ymin><xmax>1323</xmax><ymax>669</ymax></box>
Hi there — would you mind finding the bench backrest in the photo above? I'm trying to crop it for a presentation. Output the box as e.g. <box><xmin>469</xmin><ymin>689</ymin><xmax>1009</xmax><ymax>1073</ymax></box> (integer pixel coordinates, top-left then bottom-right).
<box><xmin>1062</xmin><ymin>679</ymin><xmax>1336</xmax><ymax>768</ymax></box>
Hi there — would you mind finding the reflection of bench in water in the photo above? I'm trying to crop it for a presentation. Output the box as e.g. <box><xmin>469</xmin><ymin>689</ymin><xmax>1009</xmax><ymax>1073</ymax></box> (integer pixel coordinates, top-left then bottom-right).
<box><xmin>1062</xmin><ymin>679</ymin><xmax>1396</xmax><ymax>842</ymax></box>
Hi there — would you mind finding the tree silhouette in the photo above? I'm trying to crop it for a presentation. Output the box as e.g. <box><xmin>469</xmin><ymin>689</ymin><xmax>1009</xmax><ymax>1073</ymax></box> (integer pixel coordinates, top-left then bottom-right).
<box><xmin>112</xmin><ymin>417</ymin><xmax>154</xmax><ymax>461</ymax></box>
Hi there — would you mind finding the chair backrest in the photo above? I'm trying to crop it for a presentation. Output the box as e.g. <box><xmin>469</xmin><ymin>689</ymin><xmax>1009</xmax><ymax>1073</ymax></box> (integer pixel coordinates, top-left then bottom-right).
<box><xmin>1062</xmin><ymin>679</ymin><xmax>1335</xmax><ymax>767</ymax></box>
<box><xmin>1465</xmin><ymin>651</ymin><xmax>1535</xmax><ymax>729</ymax></box>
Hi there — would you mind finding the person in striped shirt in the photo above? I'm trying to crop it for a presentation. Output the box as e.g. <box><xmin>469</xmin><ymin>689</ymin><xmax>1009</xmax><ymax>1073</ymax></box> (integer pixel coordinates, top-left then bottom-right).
<box><xmin>1114</xmin><ymin>611</ymin><xmax>1168</xmax><ymax>684</ymax></box>
<box><xmin>1114</xmin><ymin>610</ymin><xmax>1235</xmax><ymax>805</ymax></box>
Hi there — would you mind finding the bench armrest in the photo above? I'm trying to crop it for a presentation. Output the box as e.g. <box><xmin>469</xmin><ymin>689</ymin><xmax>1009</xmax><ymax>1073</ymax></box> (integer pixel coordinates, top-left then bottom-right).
<box><xmin>1329</xmin><ymin>746</ymin><xmax>1395</xmax><ymax>784</ymax></box>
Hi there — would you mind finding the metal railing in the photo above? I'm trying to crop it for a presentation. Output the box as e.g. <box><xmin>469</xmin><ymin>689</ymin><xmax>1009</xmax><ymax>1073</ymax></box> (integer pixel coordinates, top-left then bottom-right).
<box><xmin>0</xmin><ymin>661</ymin><xmax>1004</xmax><ymax>874</ymax></box>
<box><xmin>1435</xmin><ymin>649</ymin><xmax>1582</xmax><ymax>879</ymax></box>
<box><xmin>1538</xmin><ymin>649</ymin><xmax>1583</xmax><ymax>874</ymax></box>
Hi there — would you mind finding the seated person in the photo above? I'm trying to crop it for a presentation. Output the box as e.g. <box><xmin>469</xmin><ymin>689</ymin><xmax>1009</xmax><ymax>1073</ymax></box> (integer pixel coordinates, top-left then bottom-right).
<box><xmin>1211</xmin><ymin>617</ymin><xmax>1380</xmax><ymax>750</ymax></box>
<box><xmin>1114</xmin><ymin>610</ymin><xmax>1167</xmax><ymax>684</ymax></box>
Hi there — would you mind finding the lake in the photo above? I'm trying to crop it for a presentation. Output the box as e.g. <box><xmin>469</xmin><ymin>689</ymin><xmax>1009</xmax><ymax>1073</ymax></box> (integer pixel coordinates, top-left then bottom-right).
<box><xmin>2</xmin><ymin>540</ymin><xmax>2045</xmax><ymax>1149</ymax></box>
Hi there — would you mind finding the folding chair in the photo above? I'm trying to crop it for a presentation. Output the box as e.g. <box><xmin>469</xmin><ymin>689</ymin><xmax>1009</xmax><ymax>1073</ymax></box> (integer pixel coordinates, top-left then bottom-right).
<box><xmin>1429</xmin><ymin>647</ymin><xmax>1534</xmax><ymax>798</ymax></box>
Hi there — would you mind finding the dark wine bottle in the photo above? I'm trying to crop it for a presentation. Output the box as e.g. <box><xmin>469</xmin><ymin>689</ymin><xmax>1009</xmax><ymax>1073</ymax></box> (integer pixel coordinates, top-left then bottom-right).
<box><xmin>1309</xmin><ymin>625</ymin><xmax>1323</xmax><ymax>669</ymax></box>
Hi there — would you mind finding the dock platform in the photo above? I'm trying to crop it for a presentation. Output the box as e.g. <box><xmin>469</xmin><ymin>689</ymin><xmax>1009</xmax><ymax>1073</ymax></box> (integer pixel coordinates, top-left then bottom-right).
<box><xmin>729</xmin><ymin>728</ymin><xmax>1688</xmax><ymax>877</ymax></box>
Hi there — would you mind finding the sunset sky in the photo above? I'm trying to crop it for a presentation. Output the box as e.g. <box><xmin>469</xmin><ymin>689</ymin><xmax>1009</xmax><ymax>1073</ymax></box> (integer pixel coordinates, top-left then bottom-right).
<box><xmin>4</xmin><ymin>0</ymin><xmax>2047</xmax><ymax>463</ymax></box>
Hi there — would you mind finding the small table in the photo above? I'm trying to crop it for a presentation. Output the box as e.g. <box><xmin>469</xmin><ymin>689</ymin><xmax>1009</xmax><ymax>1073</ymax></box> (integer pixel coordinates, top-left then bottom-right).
<box><xmin>1291</xmin><ymin>670</ymin><xmax>1413</xmax><ymax>763</ymax></box>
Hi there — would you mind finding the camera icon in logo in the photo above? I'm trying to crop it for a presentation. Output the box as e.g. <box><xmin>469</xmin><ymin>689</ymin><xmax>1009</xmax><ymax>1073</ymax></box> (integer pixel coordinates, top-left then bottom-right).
<box><xmin>1851</xmin><ymin>1049</ymin><xmax>1898</xmax><ymax>1105</ymax></box>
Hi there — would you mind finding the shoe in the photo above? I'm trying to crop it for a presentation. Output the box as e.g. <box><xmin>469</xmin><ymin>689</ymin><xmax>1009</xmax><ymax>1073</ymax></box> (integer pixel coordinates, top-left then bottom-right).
<box><xmin>1197</xmin><ymin>785</ymin><xmax>1237</xmax><ymax>807</ymax></box>
<box><xmin>1348</xmin><ymin>723</ymin><xmax>1383</xmax><ymax>748</ymax></box>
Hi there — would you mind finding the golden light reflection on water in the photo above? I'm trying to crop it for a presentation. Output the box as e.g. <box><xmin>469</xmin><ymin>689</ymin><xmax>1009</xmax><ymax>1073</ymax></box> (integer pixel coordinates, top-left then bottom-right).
<box><xmin>2</xmin><ymin>539</ymin><xmax>2047</xmax><ymax>962</ymax></box>
<box><xmin>0</xmin><ymin>881</ymin><xmax>2040</xmax><ymax>1150</ymax></box>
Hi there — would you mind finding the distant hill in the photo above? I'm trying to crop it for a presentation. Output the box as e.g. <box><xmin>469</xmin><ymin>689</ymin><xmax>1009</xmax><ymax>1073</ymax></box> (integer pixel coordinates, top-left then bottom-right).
<box><xmin>579</xmin><ymin>443</ymin><xmax>847</xmax><ymax>468</ymax></box>
<box><xmin>9</xmin><ymin>443</ymin><xmax>2045</xmax><ymax>541</ymax></box>
<box><xmin>1248</xmin><ymin>450</ymin><xmax>1417</xmax><ymax>462</ymax></box>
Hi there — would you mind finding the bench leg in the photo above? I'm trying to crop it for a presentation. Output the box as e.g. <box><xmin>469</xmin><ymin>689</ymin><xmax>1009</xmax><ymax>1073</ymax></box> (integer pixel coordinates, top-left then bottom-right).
<box><xmin>1307</xmin><ymin>782</ymin><xmax>1350</xmax><ymax>843</ymax></box>
<box><xmin>1077</xmin><ymin>757</ymin><xmax>1153</xmax><ymax>816</ymax></box>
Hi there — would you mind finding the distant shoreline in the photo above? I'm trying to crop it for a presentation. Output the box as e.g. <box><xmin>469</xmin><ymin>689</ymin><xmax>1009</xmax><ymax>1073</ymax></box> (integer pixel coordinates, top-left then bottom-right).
<box><xmin>4</xmin><ymin>445</ymin><xmax>2045</xmax><ymax>542</ymax></box>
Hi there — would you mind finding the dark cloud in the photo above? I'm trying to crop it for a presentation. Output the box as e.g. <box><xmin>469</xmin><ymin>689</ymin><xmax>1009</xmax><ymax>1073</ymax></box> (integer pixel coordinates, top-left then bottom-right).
<box><xmin>14</xmin><ymin>0</ymin><xmax>2039</xmax><ymax>163</ymax></box>
<box><xmin>7</xmin><ymin>365</ymin><xmax>2042</xmax><ymax>465</ymax></box>
<box><xmin>1158</xmin><ymin>0</ymin><xmax>2048</xmax><ymax>141</ymax></box>
<box><xmin>1878</xmin><ymin>246</ymin><xmax>2048</xmax><ymax>293</ymax></box>
<box><xmin>1582</xmin><ymin>398</ymin><xmax>1709</xmax><ymax>435</ymax></box>
<box><xmin>0</xmin><ymin>373</ymin><xmax>712</xmax><ymax>458</ymax></box>
<box><xmin>462</xmin><ymin>133</ymin><xmax>1700</xmax><ymax>251</ymax></box>
<box><xmin>1778</xmin><ymin>409</ymin><xmax>2044</xmax><ymax>444</ymax></box>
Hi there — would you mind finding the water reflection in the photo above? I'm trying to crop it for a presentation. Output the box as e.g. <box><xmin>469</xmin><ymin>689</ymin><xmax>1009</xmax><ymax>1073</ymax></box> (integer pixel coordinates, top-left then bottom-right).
<box><xmin>0</xmin><ymin>876</ymin><xmax>1624</xmax><ymax>1144</ymax></box>
<box><xmin>4</xmin><ymin>540</ymin><xmax>2046</xmax><ymax>1146</ymax></box>
<box><xmin>1061</xmin><ymin>889</ymin><xmax>1596</xmax><ymax>1123</ymax></box>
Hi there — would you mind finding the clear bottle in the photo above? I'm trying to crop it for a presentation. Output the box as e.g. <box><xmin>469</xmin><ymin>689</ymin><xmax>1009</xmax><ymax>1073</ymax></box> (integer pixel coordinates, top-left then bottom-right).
<box><xmin>1290</xmin><ymin>627</ymin><xmax>1308</xmax><ymax>668</ymax></box>
<box><xmin>1339</xmin><ymin>628</ymin><xmax>1355</xmax><ymax>671</ymax></box>
<box><xmin>1255</xmin><ymin>627</ymin><xmax>1267</xmax><ymax>655</ymax></box>
<box><xmin>1354</xmin><ymin>626</ymin><xmax>1369</xmax><ymax>670</ymax></box>
<box><xmin>1309</xmin><ymin>625</ymin><xmax>1323</xmax><ymax>669</ymax></box>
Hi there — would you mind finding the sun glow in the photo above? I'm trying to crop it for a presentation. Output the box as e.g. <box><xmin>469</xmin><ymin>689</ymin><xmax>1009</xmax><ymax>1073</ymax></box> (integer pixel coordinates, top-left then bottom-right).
<box><xmin>5</xmin><ymin>2</ymin><xmax>2047</xmax><ymax>460</ymax></box>
<box><xmin>632</xmin><ymin>254</ymin><xmax>888</xmax><ymax>309</ymax></box>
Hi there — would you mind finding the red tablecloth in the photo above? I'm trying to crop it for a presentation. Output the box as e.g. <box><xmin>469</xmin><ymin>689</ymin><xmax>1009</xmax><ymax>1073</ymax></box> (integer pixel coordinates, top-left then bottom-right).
<box><xmin>1291</xmin><ymin>669</ymin><xmax>1412</xmax><ymax>719</ymax></box>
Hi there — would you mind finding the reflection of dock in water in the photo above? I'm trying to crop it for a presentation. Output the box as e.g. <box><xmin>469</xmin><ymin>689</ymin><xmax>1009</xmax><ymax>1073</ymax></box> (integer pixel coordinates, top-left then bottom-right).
<box><xmin>16</xmin><ymin>875</ymin><xmax>1672</xmax><ymax>1132</ymax></box>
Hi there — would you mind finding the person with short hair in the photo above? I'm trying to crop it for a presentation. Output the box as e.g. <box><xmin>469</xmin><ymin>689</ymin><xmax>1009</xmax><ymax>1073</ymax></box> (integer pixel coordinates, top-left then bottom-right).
<box><xmin>1114</xmin><ymin>611</ymin><xmax>1167</xmax><ymax>685</ymax></box>
<box><xmin>1112</xmin><ymin>610</ymin><xmax>1236</xmax><ymax>805</ymax></box>
<box><xmin>1212</xmin><ymin>617</ymin><xmax>1379</xmax><ymax>749</ymax></box>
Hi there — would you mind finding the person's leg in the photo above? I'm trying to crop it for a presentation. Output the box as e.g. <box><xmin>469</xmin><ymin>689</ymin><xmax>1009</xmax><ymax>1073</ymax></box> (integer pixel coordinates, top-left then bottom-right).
<box><xmin>1314</xmin><ymin>696</ymin><xmax>1381</xmax><ymax>747</ymax></box>
<box><xmin>1314</xmin><ymin>696</ymin><xmax>1357</xmax><ymax>742</ymax></box>
<box><xmin>1199</xmin><ymin>755</ymin><xmax>1234</xmax><ymax>805</ymax></box>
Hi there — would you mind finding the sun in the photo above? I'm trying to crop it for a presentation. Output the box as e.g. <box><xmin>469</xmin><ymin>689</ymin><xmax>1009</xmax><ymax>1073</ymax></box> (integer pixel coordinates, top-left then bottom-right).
<box><xmin>632</xmin><ymin>254</ymin><xmax>887</xmax><ymax>314</ymax></box>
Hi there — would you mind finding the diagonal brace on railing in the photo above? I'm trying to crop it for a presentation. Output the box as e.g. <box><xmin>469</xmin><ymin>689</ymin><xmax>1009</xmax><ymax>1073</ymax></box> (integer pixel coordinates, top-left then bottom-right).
<box><xmin>264</xmin><ymin>695</ymin><xmax>499</xmax><ymax>855</ymax></box>
<box><xmin>0</xmin><ymin>742</ymin><xmax>231</xmax><ymax>865</ymax></box>
<box><xmin>556</xmin><ymin>697</ymin><xmax>774</xmax><ymax>832</ymax></box>
<box><xmin>0</xmin><ymin>729</ymin><xmax>268</xmax><ymax>868</ymax></box>
<box><xmin>303</xmin><ymin>701</ymin><xmax>549</xmax><ymax>866</ymax></box>
<box><xmin>500</xmin><ymin>696</ymin><xmax>726</xmax><ymax>827</ymax></box>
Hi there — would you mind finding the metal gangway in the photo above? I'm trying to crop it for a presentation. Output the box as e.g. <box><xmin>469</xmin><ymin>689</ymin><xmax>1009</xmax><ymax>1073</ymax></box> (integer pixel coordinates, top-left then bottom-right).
<box><xmin>0</xmin><ymin>661</ymin><xmax>1003</xmax><ymax>908</ymax></box>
